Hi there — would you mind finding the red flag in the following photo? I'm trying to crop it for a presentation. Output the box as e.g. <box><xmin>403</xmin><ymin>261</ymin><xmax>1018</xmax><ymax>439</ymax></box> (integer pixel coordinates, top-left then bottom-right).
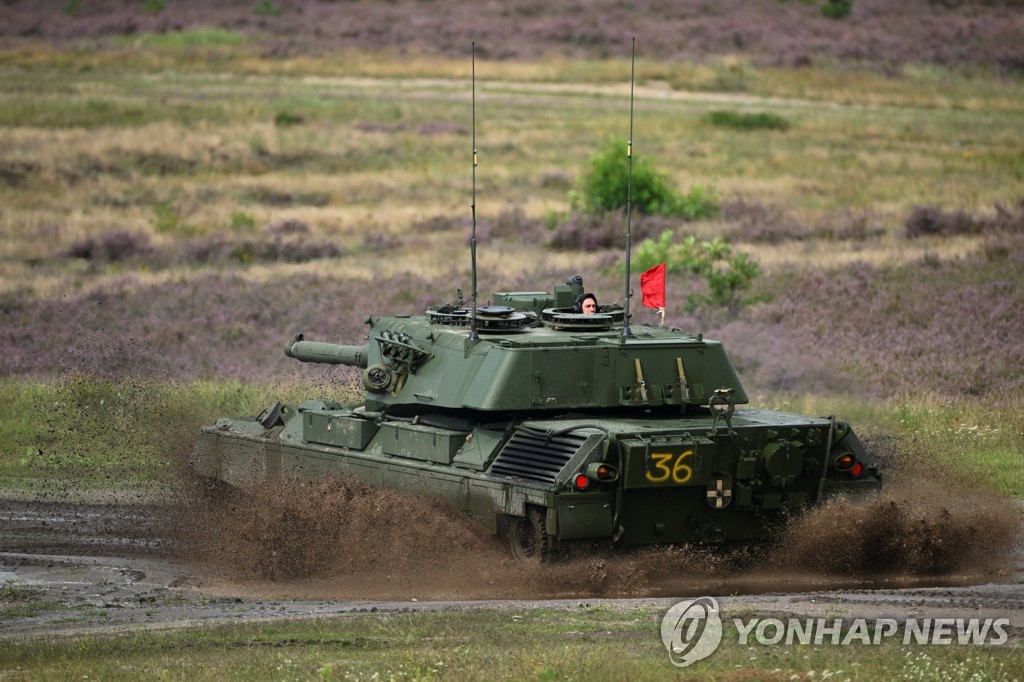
<box><xmin>640</xmin><ymin>263</ymin><xmax>666</xmax><ymax>310</ymax></box>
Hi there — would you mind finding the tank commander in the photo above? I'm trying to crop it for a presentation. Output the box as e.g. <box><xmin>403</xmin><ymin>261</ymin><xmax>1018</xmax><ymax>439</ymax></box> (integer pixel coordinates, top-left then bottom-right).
<box><xmin>573</xmin><ymin>292</ymin><xmax>599</xmax><ymax>315</ymax></box>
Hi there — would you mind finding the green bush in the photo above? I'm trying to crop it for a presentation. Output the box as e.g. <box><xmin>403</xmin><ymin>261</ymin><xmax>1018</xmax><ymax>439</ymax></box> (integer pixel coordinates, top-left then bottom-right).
<box><xmin>774</xmin><ymin>0</ymin><xmax>852</xmax><ymax>20</ymax></box>
<box><xmin>703</xmin><ymin>110</ymin><xmax>792</xmax><ymax>132</ymax></box>
<box><xmin>574</xmin><ymin>138</ymin><xmax>718</xmax><ymax>220</ymax></box>
<box><xmin>274</xmin><ymin>111</ymin><xmax>304</xmax><ymax>127</ymax></box>
<box><xmin>142</xmin><ymin>0</ymin><xmax>166</xmax><ymax>14</ymax></box>
<box><xmin>821</xmin><ymin>0</ymin><xmax>853</xmax><ymax>19</ymax></box>
<box><xmin>634</xmin><ymin>231</ymin><xmax>760</xmax><ymax>315</ymax></box>
<box><xmin>252</xmin><ymin>0</ymin><xmax>282</xmax><ymax>17</ymax></box>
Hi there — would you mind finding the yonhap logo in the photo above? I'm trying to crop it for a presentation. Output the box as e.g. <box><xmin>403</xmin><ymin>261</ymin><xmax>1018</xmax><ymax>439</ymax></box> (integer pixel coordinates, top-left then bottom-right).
<box><xmin>659</xmin><ymin>596</ymin><xmax>1010</xmax><ymax>667</ymax></box>
<box><xmin>660</xmin><ymin>596</ymin><xmax>723</xmax><ymax>667</ymax></box>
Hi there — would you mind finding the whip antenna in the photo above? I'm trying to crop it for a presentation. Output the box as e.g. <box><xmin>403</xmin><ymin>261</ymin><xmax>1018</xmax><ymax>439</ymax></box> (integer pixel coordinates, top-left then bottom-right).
<box><xmin>621</xmin><ymin>37</ymin><xmax>636</xmax><ymax>339</ymax></box>
<box><xmin>469</xmin><ymin>42</ymin><xmax>480</xmax><ymax>341</ymax></box>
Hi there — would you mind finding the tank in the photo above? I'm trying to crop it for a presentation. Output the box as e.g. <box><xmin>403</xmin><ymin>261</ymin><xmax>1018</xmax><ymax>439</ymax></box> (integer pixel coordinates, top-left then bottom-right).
<box><xmin>190</xmin><ymin>275</ymin><xmax>882</xmax><ymax>559</ymax></box>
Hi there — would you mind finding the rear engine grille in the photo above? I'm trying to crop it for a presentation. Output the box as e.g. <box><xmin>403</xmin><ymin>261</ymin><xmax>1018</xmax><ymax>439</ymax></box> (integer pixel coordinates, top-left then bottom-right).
<box><xmin>489</xmin><ymin>428</ymin><xmax>587</xmax><ymax>484</ymax></box>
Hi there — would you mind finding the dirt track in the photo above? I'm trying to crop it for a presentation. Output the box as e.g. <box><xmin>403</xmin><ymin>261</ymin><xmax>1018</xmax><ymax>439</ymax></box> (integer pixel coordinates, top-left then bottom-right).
<box><xmin>2</xmin><ymin>497</ymin><xmax>1022</xmax><ymax>641</ymax></box>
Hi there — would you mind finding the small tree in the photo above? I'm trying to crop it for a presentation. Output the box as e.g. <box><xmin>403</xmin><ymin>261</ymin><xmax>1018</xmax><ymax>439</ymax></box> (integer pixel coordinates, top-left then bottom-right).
<box><xmin>573</xmin><ymin>138</ymin><xmax>717</xmax><ymax>220</ymax></box>
<box><xmin>634</xmin><ymin>231</ymin><xmax>759</xmax><ymax>317</ymax></box>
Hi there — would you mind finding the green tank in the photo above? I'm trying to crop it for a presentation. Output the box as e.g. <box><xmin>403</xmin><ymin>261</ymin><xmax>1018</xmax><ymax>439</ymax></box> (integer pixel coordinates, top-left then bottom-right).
<box><xmin>190</xmin><ymin>275</ymin><xmax>881</xmax><ymax>559</ymax></box>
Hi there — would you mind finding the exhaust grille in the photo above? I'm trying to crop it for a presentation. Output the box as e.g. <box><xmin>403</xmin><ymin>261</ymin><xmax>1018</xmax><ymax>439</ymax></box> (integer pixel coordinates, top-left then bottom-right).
<box><xmin>489</xmin><ymin>428</ymin><xmax>588</xmax><ymax>484</ymax></box>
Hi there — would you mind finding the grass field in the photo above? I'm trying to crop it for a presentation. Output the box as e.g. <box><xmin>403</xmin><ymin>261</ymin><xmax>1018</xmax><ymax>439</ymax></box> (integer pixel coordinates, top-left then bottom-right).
<box><xmin>2</xmin><ymin>607</ymin><xmax>1022</xmax><ymax>681</ymax></box>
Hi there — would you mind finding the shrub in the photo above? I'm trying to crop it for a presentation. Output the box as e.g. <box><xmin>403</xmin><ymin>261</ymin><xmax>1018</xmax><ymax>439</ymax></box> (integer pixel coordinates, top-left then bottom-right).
<box><xmin>63</xmin><ymin>230</ymin><xmax>152</xmax><ymax>263</ymax></box>
<box><xmin>722</xmin><ymin>197</ymin><xmax>809</xmax><ymax>243</ymax></box>
<box><xmin>703</xmin><ymin>110</ymin><xmax>792</xmax><ymax>132</ymax></box>
<box><xmin>183</xmin><ymin>233</ymin><xmax>342</xmax><ymax>264</ymax></box>
<box><xmin>985</xmin><ymin>199</ymin><xmax>1024</xmax><ymax>232</ymax></box>
<box><xmin>241</xmin><ymin>186</ymin><xmax>330</xmax><ymax>207</ymax></box>
<box><xmin>573</xmin><ymin>138</ymin><xmax>718</xmax><ymax>220</ymax></box>
<box><xmin>485</xmin><ymin>206</ymin><xmax>548</xmax><ymax>244</ymax></box>
<box><xmin>252</xmin><ymin>0</ymin><xmax>282</xmax><ymax>17</ymax></box>
<box><xmin>548</xmin><ymin>211</ymin><xmax>623</xmax><ymax>251</ymax></box>
<box><xmin>818</xmin><ymin>208</ymin><xmax>887</xmax><ymax>241</ymax></box>
<box><xmin>274</xmin><ymin>111</ymin><xmax>304</xmax><ymax>127</ymax></box>
<box><xmin>634</xmin><ymin>231</ymin><xmax>759</xmax><ymax>315</ymax></box>
<box><xmin>905</xmin><ymin>200</ymin><xmax>1024</xmax><ymax>239</ymax></box>
<box><xmin>904</xmin><ymin>205</ymin><xmax>980</xmax><ymax>238</ymax></box>
<box><xmin>361</xmin><ymin>232</ymin><xmax>403</xmax><ymax>252</ymax></box>
<box><xmin>547</xmin><ymin>210</ymin><xmax>679</xmax><ymax>251</ymax></box>
<box><xmin>821</xmin><ymin>0</ymin><xmax>853</xmax><ymax>20</ymax></box>
<box><xmin>574</xmin><ymin>138</ymin><xmax>676</xmax><ymax>216</ymax></box>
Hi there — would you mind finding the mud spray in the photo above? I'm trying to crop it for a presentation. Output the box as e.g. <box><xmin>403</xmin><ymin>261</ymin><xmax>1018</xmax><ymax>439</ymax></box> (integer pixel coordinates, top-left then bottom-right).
<box><xmin>171</xmin><ymin>435</ymin><xmax>1021</xmax><ymax>602</ymax></box>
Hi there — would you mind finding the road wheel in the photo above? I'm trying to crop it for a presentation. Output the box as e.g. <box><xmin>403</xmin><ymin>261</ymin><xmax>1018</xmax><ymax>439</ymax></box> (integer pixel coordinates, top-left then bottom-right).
<box><xmin>507</xmin><ymin>507</ymin><xmax>554</xmax><ymax>562</ymax></box>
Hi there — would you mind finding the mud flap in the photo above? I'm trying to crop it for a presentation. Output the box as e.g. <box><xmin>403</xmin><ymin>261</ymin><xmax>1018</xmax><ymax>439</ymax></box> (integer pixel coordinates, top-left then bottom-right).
<box><xmin>555</xmin><ymin>494</ymin><xmax>613</xmax><ymax>540</ymax></box>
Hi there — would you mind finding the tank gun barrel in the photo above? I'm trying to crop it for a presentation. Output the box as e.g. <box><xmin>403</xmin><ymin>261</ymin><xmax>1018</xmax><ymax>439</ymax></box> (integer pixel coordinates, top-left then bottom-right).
<box><xmin>285</xmin><ymin>334</ymin><xmax>369</xmax><ymax>368</ymax></box>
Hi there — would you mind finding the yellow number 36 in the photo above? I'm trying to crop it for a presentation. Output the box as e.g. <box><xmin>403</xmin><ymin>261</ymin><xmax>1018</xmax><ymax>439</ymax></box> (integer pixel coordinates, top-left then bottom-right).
<box><xmin>646</xmin><ymin>450</ymin><xmax>694</xmax><ymax>484</ymax></box>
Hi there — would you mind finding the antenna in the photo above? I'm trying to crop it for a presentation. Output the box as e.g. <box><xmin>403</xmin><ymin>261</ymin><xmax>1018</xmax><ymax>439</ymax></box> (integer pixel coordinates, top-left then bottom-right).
<box><xmin>621</xmin><ymin>37</ymin><xmax>636</xmax><ymax>339</ymax></box>
<box><xmin>469</xmin><ymin>42</ymin><xmax>480</xmax><ymax>341</ymax></box>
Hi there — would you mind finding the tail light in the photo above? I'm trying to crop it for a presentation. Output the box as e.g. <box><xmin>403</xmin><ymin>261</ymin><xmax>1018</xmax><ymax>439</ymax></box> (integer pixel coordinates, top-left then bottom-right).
<box><xmin>573</xmin><ymin>463</ymin><xmax>620</xmax><ymax>490</ymax></box>
<box><xmin>586</xmin><ymin>462</ymin><xmax>619</xmax><ymax>482</ymax></box>
<box><xmin>834</xmin><ymin>453</ymin><xmax>864</xmax><ymax>478</ymax></box>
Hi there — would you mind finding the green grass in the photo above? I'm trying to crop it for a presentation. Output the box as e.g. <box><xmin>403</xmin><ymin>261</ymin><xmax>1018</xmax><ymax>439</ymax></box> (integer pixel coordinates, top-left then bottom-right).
<box><xmin>111</xmin><ymin>28</ymin><xmax>250</xmax><ymax>50</ymax></box>
<box><xmin>0</xmin><ymin>378</ymin><xmax>317</xmax><ymax>489</ymax></box>
<box><xmin>894</xmin><ymin>398</ymin><xmax>1024</xmax><ymax>498</ymax></box>
<box><xmin>2</xmin><ymin>378</ymin><xmax>1019</xmax><ymax>498</ymax></box>
<box><xmin>0</xmin><ymin>608</ymin><xmax>1018</xmax><ymax>681</ymax></box>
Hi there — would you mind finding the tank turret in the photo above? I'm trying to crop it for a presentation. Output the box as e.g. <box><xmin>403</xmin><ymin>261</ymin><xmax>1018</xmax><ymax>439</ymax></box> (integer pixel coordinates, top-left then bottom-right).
<box><xmin>285</xmin><ymin>277</ymin><xmax>746</xmax><ymax>416</ymax></box>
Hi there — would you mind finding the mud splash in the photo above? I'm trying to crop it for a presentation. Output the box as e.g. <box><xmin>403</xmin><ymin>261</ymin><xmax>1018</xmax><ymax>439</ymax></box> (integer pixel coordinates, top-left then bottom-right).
<box><xmin>769</xmin><ymin>470</ymin><xmax>1021</xmax><ymax>576</ymax></box>
<box><xmin>173</xmin><ymin>474</ymin><xmax>738</xmax><ymax>600</ymax></box>
<box><xmin>173</xmin><ymin>436</ymin><xmax>1021</xmax><ymax>601</ymax></box>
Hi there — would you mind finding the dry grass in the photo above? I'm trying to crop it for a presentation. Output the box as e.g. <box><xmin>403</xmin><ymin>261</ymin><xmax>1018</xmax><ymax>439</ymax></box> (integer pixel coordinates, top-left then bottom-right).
<box><xmin>743</xmin><ymin>234</ymin><xmax>988</xmax><ymax>271</ymax></box>
<box><xmin>1</xmin><ymin>53</ymin><xmax>1021</xmax><ymax>302</ymax></box>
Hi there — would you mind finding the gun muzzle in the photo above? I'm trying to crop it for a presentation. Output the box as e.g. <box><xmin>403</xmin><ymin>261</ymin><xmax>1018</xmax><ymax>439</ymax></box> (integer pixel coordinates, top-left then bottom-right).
<box><xmin>285</xmin><ymin>334</ymin><xmax>369</xmax><ymax>368</ymax></box>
